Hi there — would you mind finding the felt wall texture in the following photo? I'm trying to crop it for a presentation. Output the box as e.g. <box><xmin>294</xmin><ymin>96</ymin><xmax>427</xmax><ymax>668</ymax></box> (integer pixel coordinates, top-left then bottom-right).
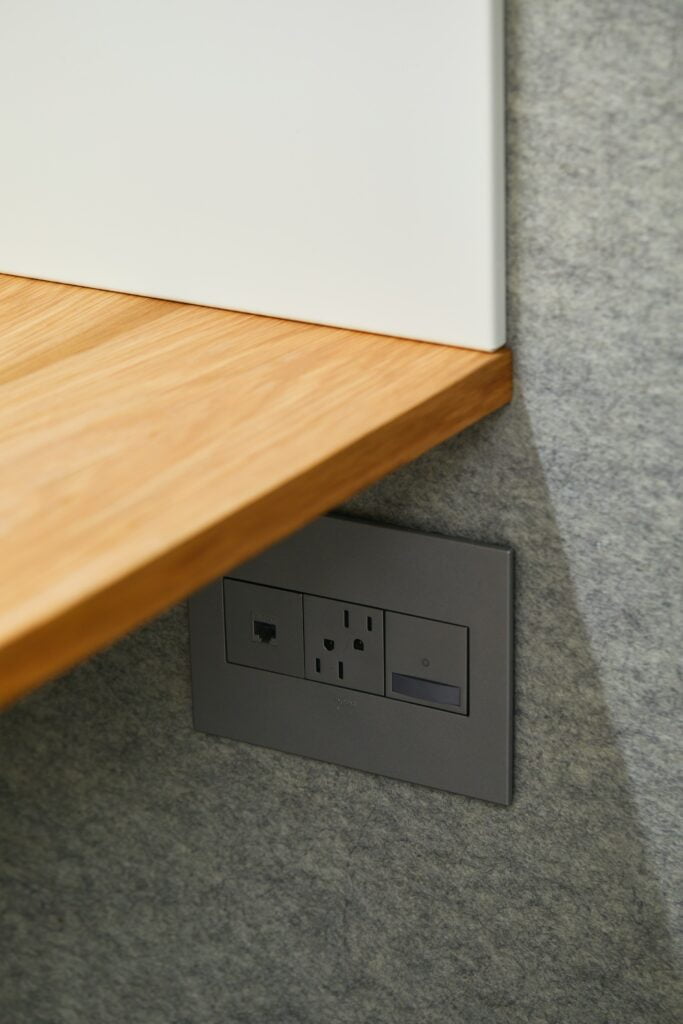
<box><xmin>1</xmin><ymin>1</ymin><xmax>681</xmax><ymax>1021</ymax></box>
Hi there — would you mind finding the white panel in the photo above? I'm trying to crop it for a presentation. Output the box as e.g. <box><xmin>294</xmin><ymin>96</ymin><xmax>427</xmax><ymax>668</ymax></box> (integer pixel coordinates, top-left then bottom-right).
<box><xmin>0</xmin><ymin>1</ymin><xmax>504</xmax><ymax>350</ymax></box>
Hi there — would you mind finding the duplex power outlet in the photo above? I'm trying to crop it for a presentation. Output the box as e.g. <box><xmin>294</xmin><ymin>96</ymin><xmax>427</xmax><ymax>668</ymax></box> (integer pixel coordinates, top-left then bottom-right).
<box><xmin>304</xmin><ymin>595</ymin><xmax>384</xmax><ymax>694</ymax></box>
<box><xmin>191</xmin><ymin>515</ymin><xmax>513</xmax><ymax>804</ymax></box>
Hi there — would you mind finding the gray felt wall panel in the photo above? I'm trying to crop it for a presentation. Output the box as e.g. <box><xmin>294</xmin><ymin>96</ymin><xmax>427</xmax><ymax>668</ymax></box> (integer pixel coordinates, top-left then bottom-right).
<box><xmin>1</xmin><ymin>2</ymin><xmax>681</xmax><ymax>1021</ymax></box>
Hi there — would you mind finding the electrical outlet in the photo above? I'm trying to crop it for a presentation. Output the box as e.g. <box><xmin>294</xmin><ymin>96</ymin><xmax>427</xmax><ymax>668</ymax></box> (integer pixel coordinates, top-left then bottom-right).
<box><xmin>191</xmin><ymin>515</ymin><xmax>513</xmax><ymax>804</ymax></box>
<box><xmin>303</xmin><ymin>595</ymin><xmax>384</xmax><ymax>694</ymax></box>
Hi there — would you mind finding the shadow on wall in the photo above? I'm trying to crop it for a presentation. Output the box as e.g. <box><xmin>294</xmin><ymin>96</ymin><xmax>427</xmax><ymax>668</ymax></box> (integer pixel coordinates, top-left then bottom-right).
<box><xmin>344</xmin><ymin>393</ymin><xmax>682</xmax><ymax>1020</ymax></box>
<box><xmin>0</xmin><ymin>395</ymin><xmax>679</xmax><ymax>1024</ymax></box>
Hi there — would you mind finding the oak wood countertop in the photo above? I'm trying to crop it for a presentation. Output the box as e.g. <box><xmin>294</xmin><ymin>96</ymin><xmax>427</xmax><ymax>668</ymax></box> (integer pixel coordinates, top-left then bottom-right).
<box><xmin>0</xmin><ymin>274</ymin><xmax>512</xmax><ymax>707</ymax></box>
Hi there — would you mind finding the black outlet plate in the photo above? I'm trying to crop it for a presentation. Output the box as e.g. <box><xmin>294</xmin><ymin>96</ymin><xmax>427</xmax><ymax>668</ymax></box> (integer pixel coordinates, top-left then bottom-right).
<box><xmin>190</xmin><ymin>515</ymin><xmax>514</xmax><ymax>804</ymax></box>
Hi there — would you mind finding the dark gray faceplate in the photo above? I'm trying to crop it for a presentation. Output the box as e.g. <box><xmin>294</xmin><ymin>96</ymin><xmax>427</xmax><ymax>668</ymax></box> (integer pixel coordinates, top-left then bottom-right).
<box><xmin>190</xmin><ymin>515</ymin><xmax>513</xmax><ymax>804</ymax></box>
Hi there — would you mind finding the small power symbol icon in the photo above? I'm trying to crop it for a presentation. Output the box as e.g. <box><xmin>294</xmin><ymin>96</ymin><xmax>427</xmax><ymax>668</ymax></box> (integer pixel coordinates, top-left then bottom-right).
<box><xmin>421</xmin><ymin>657</ymin><xmax>430</xmax><ymax>668</ymax></box>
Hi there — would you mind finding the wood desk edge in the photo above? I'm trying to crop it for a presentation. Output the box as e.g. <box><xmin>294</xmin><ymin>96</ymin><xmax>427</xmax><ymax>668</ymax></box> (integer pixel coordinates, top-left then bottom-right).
<box><xmin>0</xmin><ymin>279</ymin><xmax>512</xmax><ymax>707</ymax></box>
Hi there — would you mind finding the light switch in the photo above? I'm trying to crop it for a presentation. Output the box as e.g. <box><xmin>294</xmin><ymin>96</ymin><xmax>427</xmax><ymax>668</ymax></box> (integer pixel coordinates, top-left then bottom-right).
<box><xmin>385</xmin><ymin>612</ymin><xmax>468</xmax><ymax>715</ymax></box>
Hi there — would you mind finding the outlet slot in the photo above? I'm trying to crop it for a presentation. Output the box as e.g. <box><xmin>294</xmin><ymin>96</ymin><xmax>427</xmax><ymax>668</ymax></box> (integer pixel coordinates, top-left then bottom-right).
<box><xmin>303</xmin><ymin>594</ymin><xmax>384</xmax><ymax>695</ymax></box>
<box><xmin>253</xmin><ymin>620</ymin><xmax>277</xmax><ymax>645</ymax></box>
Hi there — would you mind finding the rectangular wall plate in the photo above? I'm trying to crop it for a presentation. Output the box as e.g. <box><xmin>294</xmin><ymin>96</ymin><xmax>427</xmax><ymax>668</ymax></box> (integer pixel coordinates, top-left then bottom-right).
<box><xmin>0</xmin><ymin>1</ymin><xmax>504</xmax><ymax>351</ymax></box>
<box><xmin>190</xmin><ymin>515</ymin><xmax>513</xmax><ymax>804</ymax></box>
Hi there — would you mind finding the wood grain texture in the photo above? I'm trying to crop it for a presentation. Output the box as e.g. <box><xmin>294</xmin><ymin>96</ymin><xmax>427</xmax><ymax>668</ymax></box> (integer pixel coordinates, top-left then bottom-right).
<box><xmin>0</xmin><ymin>274</ymin><xmax>512</xmax><ymax>707</ymax></box>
